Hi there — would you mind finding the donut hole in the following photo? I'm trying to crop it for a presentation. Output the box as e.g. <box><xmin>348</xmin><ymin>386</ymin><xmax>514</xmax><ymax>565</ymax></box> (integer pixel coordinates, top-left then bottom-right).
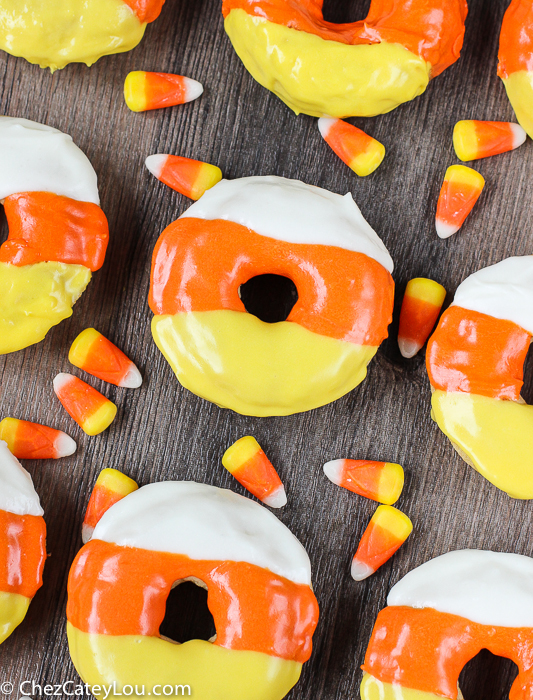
<box><xmin>321</xmin><ymin>0</ymin><xmax>371</xmax><ymax>23</ymax></box>
<box><xmin>239</xmin><ymin>274</ymin><xmax>298</xmax><ymax>323</ymax></box>
<box><xmin>159</xmin><ymin>578</ymin><xmax>216</xmax><ymax>645</ymax></box>
<box><xmin>0</xmin><ymin>203</ymin><xmax>6</xmax><ymax>244</ymax></box>
<box><xmin>521</xmin><ymin>343</ymin><xmax>533</xmax><ymax>404</ymax></box>
<box><xmin>458</xmin><ymin>650</ymin><xmax>518</xmax><ymax>699</ymax></box>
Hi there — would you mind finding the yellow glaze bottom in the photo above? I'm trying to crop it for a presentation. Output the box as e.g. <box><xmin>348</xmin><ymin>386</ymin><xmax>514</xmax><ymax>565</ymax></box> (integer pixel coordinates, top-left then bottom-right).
<box><xmin>431</xmin><ymin>390</ymin><xmax>533</xmax><ymax>499</ymax></box>
<box><xmin>67</xmin><ymin>624</ymin><xmax>301</xmax><ymax>700</ymax></box>
<box><xmin>224</xmin><ymin>9</ymin><xmax>431</xmax><ymax>118</ymax></box>
<box><xmin>503</xmin><ymin>71</ymin><xmax>533</xmax><ymax>140</ymax></box>
<box><xmin>0</xmin><ymin>261</ymin><xmax>91</xmax><ymax>355</ymax></box>
<box><xmin>151</xmin><ymin>311</ymin><xmax>378</xmax><ymax>416</ymax></box>
<box><xmin>360</xmin><ymin>673</ymin><xmax>459</xmax><ymax>700</ymax></box>
<box><xmin>0</xmin><ymin>591</ymin><xmax>31</xmax><ymax>645</ymax></box>
<box><xmin>0</xmin><ymin>0</ymin><xmax>146</xmax><ymax>70</ymax></box>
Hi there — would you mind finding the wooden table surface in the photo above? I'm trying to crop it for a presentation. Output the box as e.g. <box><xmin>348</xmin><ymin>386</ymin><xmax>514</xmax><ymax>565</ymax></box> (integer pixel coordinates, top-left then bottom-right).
<box><xmin>1</xmin><ymin>0</ymin><xmax>532</xmax><ymax>697</ymax></box>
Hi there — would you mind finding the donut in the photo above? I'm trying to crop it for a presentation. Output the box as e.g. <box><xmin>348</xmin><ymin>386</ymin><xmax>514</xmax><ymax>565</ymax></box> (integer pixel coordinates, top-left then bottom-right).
<box><xmin>498</xmin><ymin>0</ymin><xmax>533</xmax><ymax>139</ymax></box>
<box><xmin>0</xmin><ymin>0</ymin><xmax>165</xmax><ymax>71</ymax></box>
<box><xmin>0</xmin><ymin>440</ymin><xmax>46</xmax><ymax>645</ymax></box>
<box><xmin>0</xmin><ymin>117</ymin><xmax>109</xmax><ymax>356</ymax></box>
<box><xmin>426</xmin><ymin>256</ymin><xmax>533</xmax><ymax>499</ymax></box>
<box><xmin>361</xmin><ymin>549</ymin><xmax>533</xmax><ymax>699</ymax></box>
<box><xmin>149</xmin><ymin>176</ymin><xmax>394</xmax><ymax>416</ymax></box>
<box><xmin>221</xmin><ymin>0</ymin><xmax>468</xmax><ymax>118</ymax></box>
<box><xmin>67</xmin><ymin>481</ymin><xmax>319</xmax><ymax>700</ymax></box>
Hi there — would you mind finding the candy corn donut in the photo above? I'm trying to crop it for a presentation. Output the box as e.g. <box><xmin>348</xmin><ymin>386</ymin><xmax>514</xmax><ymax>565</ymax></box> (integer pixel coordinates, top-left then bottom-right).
<box><xmin>426</xmin><ymin>256</ymin><xmax>533</xmax><ymax>499</ymax></box>
<box><xmin>0</xmin><ymin>0</ymin><xmax>165</xmax><ymax>70</ymax></box>
<box><xmin>498</xmin><ymin>0</ymin><xmax>533</xmax><ymax>138</ymax></box>
<box><xmin>361</xmin><ymin>549</ymin><xmax>533</xmax><ymax>699</ymax></box>
<box><xmin>222</xmin><ymin>0</ymin><xmax>468</xmax><ymax>118</ymax></box>
<box><xmin>0</xmin><ymin>441</ymin><xmax>46</xmax><ymax>645</ymax></box>
<box><xmin>149</xmin><ymin>176</ymin><xmax>394</xmax><ymax>416</ymax></box>
<box><xmin>67</xmin><ymin>481</ymin><xmax>319</xmax><ymax>700</ymax></box>
<box><xmin>0</xmin><ymin>117</ymin><xmax>108</xmax><ymax>355</ymax></box>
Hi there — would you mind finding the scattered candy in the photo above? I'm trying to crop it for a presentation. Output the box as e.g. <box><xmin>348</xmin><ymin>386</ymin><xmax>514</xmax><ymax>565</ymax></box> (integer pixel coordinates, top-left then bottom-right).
<box><xmin>318</xmin><ymin>118</ymin><xmax>385</xmax><ymax>177</ymax></box>
<box><xmin>0</xmin><ymin>417</ymin><xmax>76</xmax><ymax>459</ymax></box>
<box><xmin>124</xmin><ymin>71</ymin><xmax>203</xmax><ymax>112</ymax></box>
<box><xmin>146</xmin><ymin>155</ymin><xmax>222</xmax><ymax>200</ymax></box>
<box><xmin>351</xmin><ymin>505</ymin><xmax>413</xmax><ymax>581</ymax></box>
<box><xmin>453</xmin><ymin>120</ymin><xmax>526</xmax><ymax>161</ymax></box>
<box><xmin>323</xmin><ymin>459</ymin><xmax>404</xmax><ymax>505</ymax></box>
<box><xmin>82</xmin><ymin>468</ymin><xmax>139</xmax><ymax>543</ymax></box>
<box><xmin>222</xmin><ymin>436</ymin><xmax>287</xmax><ymax>508</ymax></box>
<box><xmin>53</xmin><ymin>373</ymin><xmax>117</xmax><ymax>436</ymax></box>
<box><xmin>69</xmin><ymin>328</ymin><xmax>142</xmax><ymax>389</ymax></box>
<box><xmin>398</xmin><ymin>278</ymin><xmax>447</xmax><ymax>358</ymax></box>
<box><xmin>435</xmin><ymin>165</ymin><xmax>485</xmax><ymax>239</ymax></box>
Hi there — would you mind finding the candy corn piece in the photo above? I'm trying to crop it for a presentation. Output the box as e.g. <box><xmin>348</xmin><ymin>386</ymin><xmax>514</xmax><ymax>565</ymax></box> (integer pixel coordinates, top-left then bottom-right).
<box><xmin>146</xmin><ymin>155</ymin><xmax>222</xmax><ymax>200</ymax></box>
<box><xmin>0</xmin><ymin>417</ymin><xmax>76</xmax><ymax>459</ymax></box>
<box><xmin>53</xmin><ymin>373</ymin><xmax>117</xmax><ymax>436</ymax></box>
<box><xmin>453</xmin><ymin>120</ymin><xmax>526</xmax><ymax>162</ymax></box>
<box><xmin>69</xmin><ymin>328</ymin><xmax>142</xmax><ymax>388</ymax></box>
<box><xmin>318</xmin><ymin>118</ymin><xmax>385</xmax><ymax>176</ymax></box>
<box><xmin>435</xmin><ymin>165</ymin><xmax>485</xmax><ymax>238</ymax></box>
<box><xmin>398</xmin><ymin>278</ymin><xmax>446</xmax><ymax>358</ymax></box>
<box><xmin>82</xmin><ymin>468</ymin><xmax>138</xmax><ymax>543</ymax></box>
<box><xmin>124</xmin><ymin>71</ymin><xmax>203</xmax><ymax>112</ymax></box>
<box><xmin>323</xmin><ymin>459</ymin><xmax>404</xmax><ymax>505</ymax></box>
<box><xmin>351</xmin><ymin>505</ymin><xmax>413</xmax><ymax>581</ymax></box>
<box><xmin>222</xmin><ymin>436</ymin><xmax>287</xmax><ymax>508</ymax></box>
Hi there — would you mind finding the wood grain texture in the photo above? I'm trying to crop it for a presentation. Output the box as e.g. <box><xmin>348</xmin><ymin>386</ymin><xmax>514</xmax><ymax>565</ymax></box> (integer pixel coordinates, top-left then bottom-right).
<box><xmin>0</xmin><ymin>0</ymin><xmax>531</xmax><ymax>697</ymax></box>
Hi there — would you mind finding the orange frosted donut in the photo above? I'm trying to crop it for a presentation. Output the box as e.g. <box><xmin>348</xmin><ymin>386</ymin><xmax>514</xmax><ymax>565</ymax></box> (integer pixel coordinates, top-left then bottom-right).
<box><xmin>222</xmin><ymin>0</ymin><xmax>468</xmax><ymax>117</ymax></box>
<box><xmin>149</xmin><ymin>176</ymin><xmax>395</xmax><ymax>416</ymax></box>
<box><xmin>67</xmin><ymin>480</ymin><xmax>319</xmax><ymax>700</ymax></box>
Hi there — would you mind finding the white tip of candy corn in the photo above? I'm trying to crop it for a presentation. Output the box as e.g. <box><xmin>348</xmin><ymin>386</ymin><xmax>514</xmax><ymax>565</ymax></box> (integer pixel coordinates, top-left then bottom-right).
<box><xmin>510</xmin><ymin>123</ymin><xmax>527</xmax><ymax>149</ymax></box>
<box><xmin>318</xmin><ymin>117</ymin><xmax>336</xmax><ymax>139</ymax></box>
<box><xmin>54</xmin><ymin>432</ymin><xmax>77</xmax><ymax>458</ymax></box>
<box><xmin>82</xmin><ymin>523</ymin><xmax>94</xmax><ymax>544</ymax></box>
<box><xmin>323</xmin><ymin>459</ymin><xmax>344</xmax><ymax>486</ymax></box>
<box><xmin>262</xmin><ymin>485</ymin><xmax>287</xmax><ymax>509</ymax></box>
<box><xmin>398</xmin><ymin>337</ymin><xmax>422</xmax><ymax>359</ymax></box>
<box><xmin>145</xmin><ymin>154</ymin><xmax>168</xmax><ymax>179</ymax></box>
<box><xmin>184</xmin><ymin>78</ymin><xmax>204</xmax><ymax>103</ymax></box>
<box><xmin>435</xmin><ymin>219</ymin><xmax>460</xmax><ymax>239</ymax></box>
<box><xmin>53</xmin><ymin>372</ymin><xmax>73</xmax><ymax>393</ymax></box>
<box><xmin>118</xmin><ymin>365</ymin><xmax>143</xmax><ymax>389</ymax></box>
<box><xmin>351</xmin><ymin>558</ymin><xmax>374</xmax><ymax>581</ymax></box>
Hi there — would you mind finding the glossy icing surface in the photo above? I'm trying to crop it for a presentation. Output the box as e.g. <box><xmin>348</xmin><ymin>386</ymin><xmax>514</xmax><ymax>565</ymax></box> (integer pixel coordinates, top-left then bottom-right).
<box><xmin>0</xmin><ymin>593</ymin><xmax>31</xmax><ymax>645</ymax></box>
<box><xmin>0</xmin><ymin>440</ymin><xmax>43</xmax><ymax>516</ymax></box>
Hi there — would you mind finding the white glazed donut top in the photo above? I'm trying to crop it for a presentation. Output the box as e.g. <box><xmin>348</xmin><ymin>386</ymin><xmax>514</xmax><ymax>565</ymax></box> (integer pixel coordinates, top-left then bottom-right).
<box><xmin>181</xmin><ymin>176</ymin><xmax>394</xmax><ymax>273</ymax></box>
<box><xmin>92</xmin><ymin>481</ymin><xmax>312</xmax><ymax>586</ymax></box>
<box><xmin>0</xmin><ymin>440</ymin><xmax>43</xmax><ymax>517</ymax></box>
<box><xmin>0</xmin><ymin>116</ymin><xmax>100</xmax><ymax>205</ymax></box>
<box><xmin>451</xmin><ymin>256</ymin><xmax>533</xmax><ymax>335</ymax></box>
<box><xmin>388</xmin><ymin>549</ymin><xmax>533</xmax><ymax>628</ymax></box>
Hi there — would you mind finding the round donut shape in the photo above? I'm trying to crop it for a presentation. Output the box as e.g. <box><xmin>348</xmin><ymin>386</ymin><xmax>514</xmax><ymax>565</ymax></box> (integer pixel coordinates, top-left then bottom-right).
<box><xmin>67</xmin><ymin>481</ymin><xmax>319</xmax><ymax>700</ymax></box>
<box><xmin>0</xmin><ymin>117</ymin><xmax>109</xmax><ymax>355</ymax></box>
<box><xmin>0</xmin><ymin>441</ymin><xmax>46</xmax><ymax>645</ymax></box>
<box><xmin>222</xmin><ymin>0</ymin><xmax>468</xmax><ymax>118</ymax></box>
<box><xmin>148</xmin><ymin>176</ymin><xmax>395</xmax><ymax>417</ymax></box>
<box><xmin>426</xmin><ymin>256</ymin><xmax>533</xmax><ymax>499</ymax></box>
<box><xmin>498</xmin><ymin>0</ymin><xmax>533</xmax><ymax>139</ymax></box>
<box><xmin>0</xmin><ymin>0</ymin><xmax>165</xmax><ymax>70</ymax></box>
<box><xmin>361</xmin><ymin>550</ymin><xmax>533</xmax><ymax>699</ymax></box>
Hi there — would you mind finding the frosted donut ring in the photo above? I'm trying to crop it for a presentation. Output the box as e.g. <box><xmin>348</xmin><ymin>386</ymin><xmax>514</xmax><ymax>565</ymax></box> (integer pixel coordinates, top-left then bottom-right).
<box><xmin>426</xmin><ymin>256</ymin><xmax>533</xmax><ymax>499</ymax></box>
<box><xmin>0</xmin><ymin>117</ymin><xmax>109</xmax><ymax>355</ymax></box>
<box><xmin>0</xmin><ymin>441</ymin><xmax>46</xmax><ymax>645</ymax></box>
<box><xmin>222</xmin><ymin>0</ymin><xmax>468</xmax><ymax>117</ymax></box>
<box><xmin>67</xmin><ymin>481</ymin><xmax>319</xmax><ymax>700</ymax></box>
<box><xmin>149</xmin><ymin>176</ymin><xmax>395</xmax><ymax>417</ymax></box>
<box><xmin>0</xmin><ymin>0</ymin><xmax>165</xmax><ymax>70</ymax></box>
<box><xmin>361</xmin><ymin>550</ymin><xmax>533</xmax><ymax>699</ymax></box>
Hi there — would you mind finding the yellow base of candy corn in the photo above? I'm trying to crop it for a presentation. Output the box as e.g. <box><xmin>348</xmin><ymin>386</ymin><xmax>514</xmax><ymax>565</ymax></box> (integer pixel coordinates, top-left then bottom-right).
<box><xmin>81</xmin><ymin>402</ymin><xmax>118</xmax><ymax>436</ymax></box>
<box><xmin>0</xmin><ymin>591</ymin><xmax>31</xmax><ymax>645</ymax></box>
<box><xmin>124</xmin><ymin>72</ymin><xmax>149</xmax><ymax>112</ymax></box>
<box><xmin>360</xmin><ymin>673</ymin><xmax>459</xmax><ymax>700</ymax></box>
<box><xmin>224</xmin><ymin>9</ymin><xmax>430</xmax><ymax>118</ymax></box>
<box><xmin>502</xmin><ymin>71</ymin><xmax>533</xmax><ymax>140</ymax></box>
<box><xmin>222</xmin><ymin>436</ymin><xmax>261</xmax><ymax>474</ymax></box>
<box><xmin>350</xmin><ymin>144</ymin><xmax>386</xmax><ymax>177</ymax></box>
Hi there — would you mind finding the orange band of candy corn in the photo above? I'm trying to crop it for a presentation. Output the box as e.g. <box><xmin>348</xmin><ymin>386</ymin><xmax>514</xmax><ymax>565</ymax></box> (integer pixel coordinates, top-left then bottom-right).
<box><xmin>53</xmin><ymin>373</ymin><xmax>117</xmax><ymax>436</ymax></box>
<box><xmin>398</xmin><ymin>278</ymin><xmax>446</xmax><ymax>358</ymax></box>
<box><xmin>69</xmin><ymin>329</ymin><xmax>142</xmax><ymax>389</ymax></box>
<box><xmin>0</xmin><ymin>417</ymin><xmax>76</xmax><ymax>459</ymax></box>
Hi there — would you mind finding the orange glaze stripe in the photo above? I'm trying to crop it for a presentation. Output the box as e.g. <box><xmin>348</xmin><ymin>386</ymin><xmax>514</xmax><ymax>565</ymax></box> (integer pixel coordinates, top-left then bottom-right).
<box><xmin>498</xmin><ymin>0</ymin><xmax>533</xmax><ymax>77</ymax></box>
<box><xmin>362</xmin><ymin>606</ymin><xmax>533</xmax><ymax>698</ymax></box>
<box><xmin>426</xmin><ymin>306</ymin><xmax>531</xmax><ymax>400</ymax></box>
<box><xmin>67</xmin><ymin>540</ymin><xmax>318</xmax><ymax>662</ymax></box>
<box><xmin>0</xmin><ymin>192</ymin><xmax>109</xmax><ymax>271</ymax></box>
<box><xmin>221</xmin><ymin>0</ymin><xmax>468</xmax><ymax>77</ymax></box>
<box><xmin>121</xmin><ymin>0</ymin><xmax>165</xmax><ymax>23</ymax></box>
<box><xmin>149</xmin><ymin>218</ymin><xmax>394</xmax><ymax>345</ymax></box>
<box><xmin>0</xmin><ymin>509</ymin><xmax>46</xmax><ymax>598</ymax></box>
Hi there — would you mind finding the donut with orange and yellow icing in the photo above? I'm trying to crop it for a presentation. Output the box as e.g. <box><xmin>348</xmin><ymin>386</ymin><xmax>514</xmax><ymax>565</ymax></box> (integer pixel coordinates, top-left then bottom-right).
<box><xmin>149</xmin><ymin>176</ymin><xmax>395</xmax><ymax>416</ymax></box>
<box><xmin>67</xmin><ymin>480</ymin><xmax>319</xmax><ymax>700</ymax></box>
<box><xmin>222</xmin><ymin>0</ymin><xmax>468</xmax><ymax>118</ymax></box>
